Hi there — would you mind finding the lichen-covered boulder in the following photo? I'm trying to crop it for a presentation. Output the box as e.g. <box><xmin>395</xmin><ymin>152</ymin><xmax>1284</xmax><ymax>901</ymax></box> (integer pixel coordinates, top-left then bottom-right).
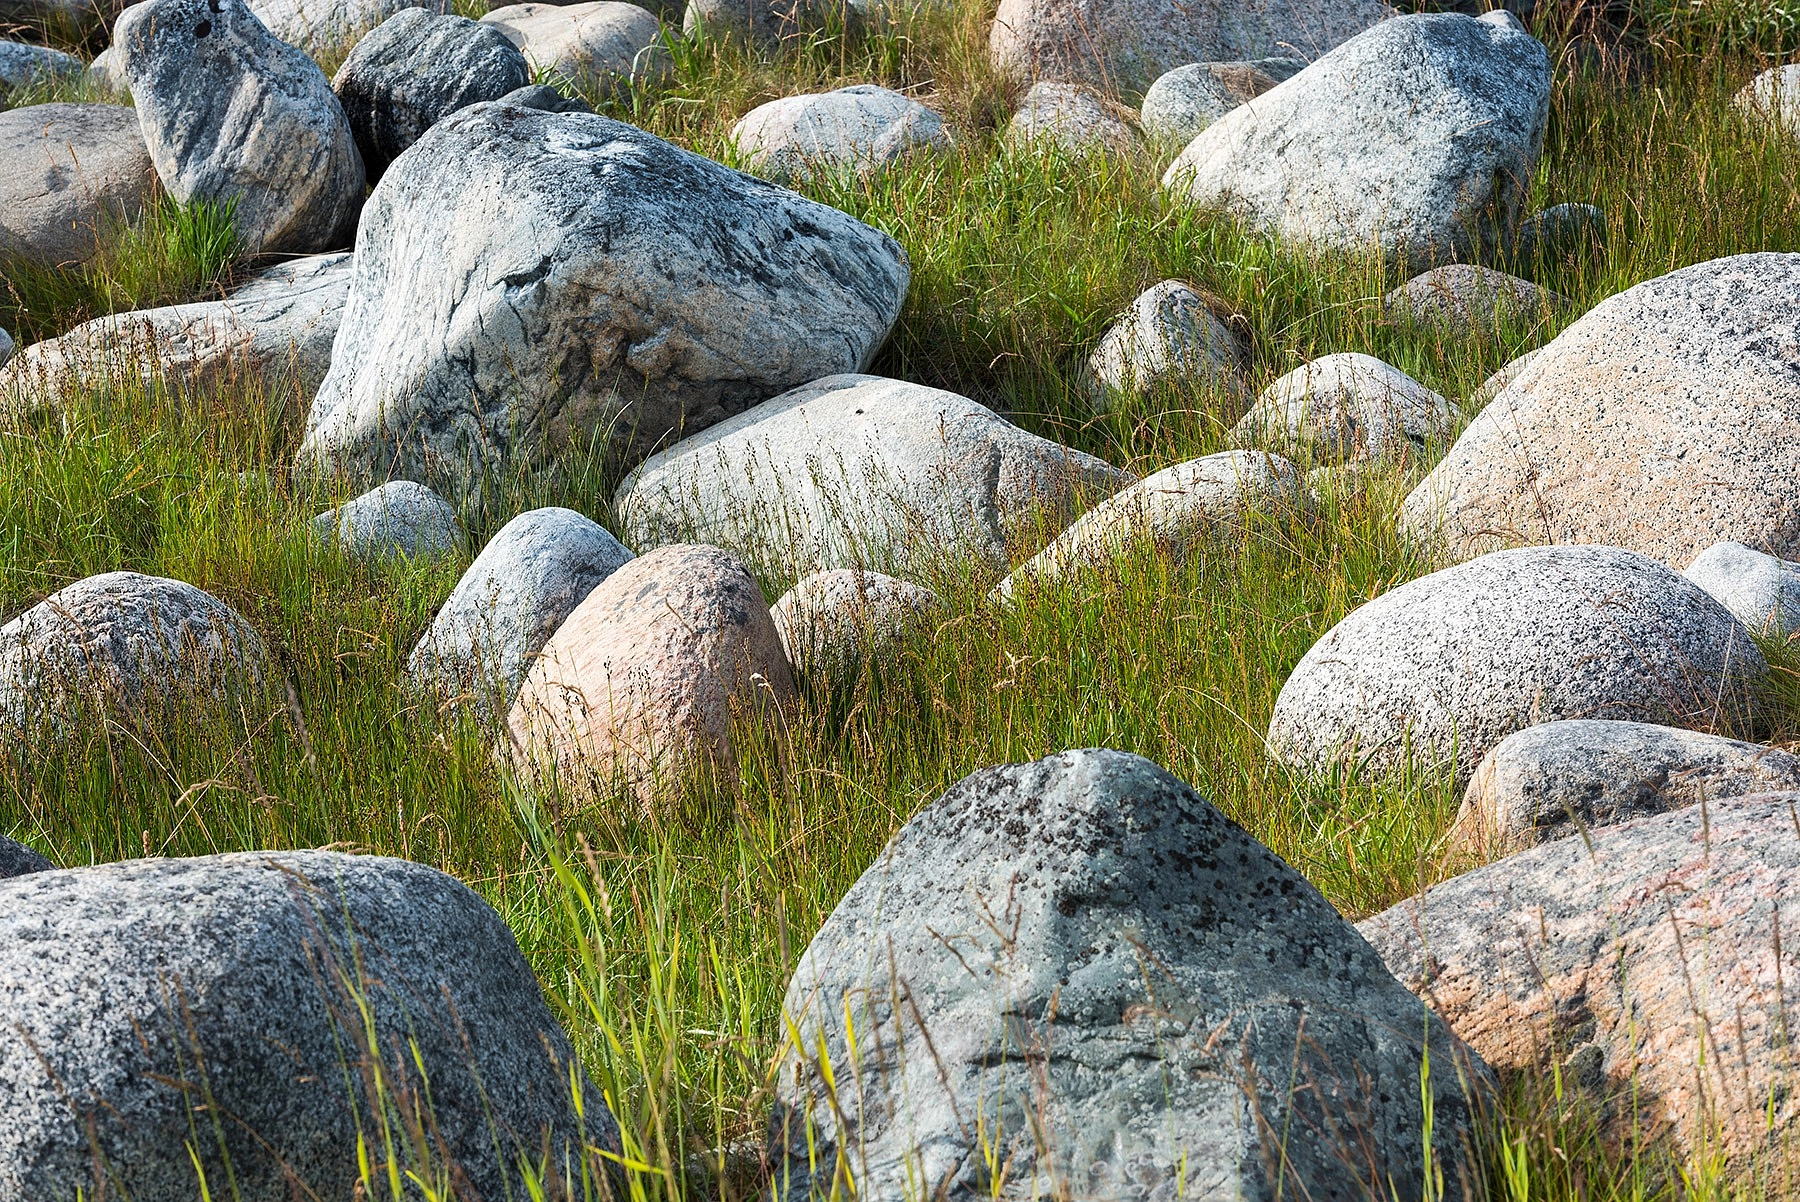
<box><xmin>731</xmin><ymin>84</ymin><xmax>949</xmax><ymax>183</ymax></box>
<box><xmin>0</xmin><ymin>103</ymin><xmax>154</xmax><ymax>267</ymax></box>
<box><xmin>1231</xmin><ymin>352</ymin><xmax>1454</xmax><ymax>465</ymax></box>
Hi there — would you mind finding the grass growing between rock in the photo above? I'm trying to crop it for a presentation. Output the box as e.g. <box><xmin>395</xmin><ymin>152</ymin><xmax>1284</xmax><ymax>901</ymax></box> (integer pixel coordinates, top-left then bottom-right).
<box><xmin>7</xmin><ymin>1</ymin><xmax>1800</xmax><ymax>1197</ymax></box>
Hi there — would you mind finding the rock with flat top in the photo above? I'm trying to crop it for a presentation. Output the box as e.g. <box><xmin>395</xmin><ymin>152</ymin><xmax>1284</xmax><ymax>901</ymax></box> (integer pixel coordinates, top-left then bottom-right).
<box><xmin>1137</xmin><ymin>57</ymin><xmax>1302</xmax><ymax>144</ymax></box>
<box><xmin>0</xmin><ymin>103</ymin><xmax>154</xmax><ymax>267</ymax></box>
<box><xmin>1084</xmin><ymin>279</ymin><xmax>1243</xmax><ymax>408</ymax></box>
<box><xmin>479</xmin><ymin>2</ymin><xmax>665</xmax><ymax>90</ymax></box>
<box><xmin>1006</xmin><ymin>81</ymin><xmax>1138</xmax><ymax>155</ymax></box>
<box><xmin>1232</xmin><ymin>352</ymin><xmax>1454</xmax><ymax>465</ymax></box>
<box><xmin>731</xmin><ymin>84</ymin><xmax>949</xmax><ymax>182</ymax></box>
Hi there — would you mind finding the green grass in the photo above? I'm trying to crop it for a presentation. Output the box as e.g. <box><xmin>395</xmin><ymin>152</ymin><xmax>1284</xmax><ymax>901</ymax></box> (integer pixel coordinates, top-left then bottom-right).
<box><xmin>6</xmin><ymin>1</ymin><xmax>1800</xmax><ymax>1198</ymax></box>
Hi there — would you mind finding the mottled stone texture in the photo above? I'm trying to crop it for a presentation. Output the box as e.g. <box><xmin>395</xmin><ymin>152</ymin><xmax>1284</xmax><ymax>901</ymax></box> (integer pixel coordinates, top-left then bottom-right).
<box><xmin>479</xmin><ymin>1</ymin><xmax>665</xmax><ymax>91</ymax></box>
<box><xmin>771</xmin><ymin>749</ymin><xmax>1490</xmax><ymax>1202</ymax></box>
<box><xmin>731</xmin><ymin>84</ymin><xmax>950</xmax><ymax>183</ymax></box>
<box><xmin>770</xmin><ymin>568</ymin><xmax>938</xmax><ymax>680</ymax></box>
<box><xmin>249</xmin><ymin>0</ymin><xmax>447</xmax><ymax>49</ymax></box>
<box><xmin>0</xmin><ymin>103</ymin><xmax>154</xmax><ymax>267</ymax></box>
<box><xmin>299</xmin><ymin>106</ymin><xmax>909</xmax><ymax>492</ymax></box>
<box><xmin>311</xmin><ymin>480</ymin><xmax>464</xmax><ymax>561</ymax></box>
<box><xmin>1232</xmin><ymin>352</ymin><xmax>1454</xmax><ymax>465</ymax></box>
<box><xmin>1137</xmin><ymin>57</ymin><xmax>1302</xmax><ymax>145</ymax></box>
<box><xmin>1084</xmin><ymin>278</ymin><xmax>1244</xmax><ymax>407</ymax></box>
<box><xmin>0</xmin><ymin>851</ymin><xmax>616</xmax><ymax>1200</ymax></box>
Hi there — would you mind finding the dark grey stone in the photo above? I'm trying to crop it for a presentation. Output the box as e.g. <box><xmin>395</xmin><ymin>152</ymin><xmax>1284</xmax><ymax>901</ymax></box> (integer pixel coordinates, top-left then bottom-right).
<box><xmin>0</xmin><ymin>835</ymin><xmax>51</xmax><ymax>878</ymax></box>
<box><xmin>497</xmin><ymin>81</ymin><xmax>592</xmax><ymax>112</ymax></box>
<box><xmin>1514</xmin><ymin>201</ymin><xmax>1605</xmax><ymax>263</ymax></box>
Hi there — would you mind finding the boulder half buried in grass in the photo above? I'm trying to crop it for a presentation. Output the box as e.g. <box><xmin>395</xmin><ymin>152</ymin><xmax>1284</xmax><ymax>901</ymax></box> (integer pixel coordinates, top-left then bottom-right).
<box><xmin>770</xmin><ymin>748</ymin><xmax>1491</xmax><ymax>1202</ymax></box>
<box><xmin>770</xmin><ymin>568</ymin><xmax>939</xmax><ymax>682</ymax></box>
<box><xmin>311</xmin><ymin>480</ymin><xmax>464</xmax><ymax>561</ymax></box>
<box><xmin>0</xmin><ymin>102</ymin><xmax>155</xmax><ymax>268</ymax></box>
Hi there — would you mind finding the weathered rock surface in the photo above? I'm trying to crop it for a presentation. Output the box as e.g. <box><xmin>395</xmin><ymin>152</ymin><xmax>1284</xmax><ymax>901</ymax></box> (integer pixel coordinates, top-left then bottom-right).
<box><xmin>332</xmin><ymin>8</ymin><xmax>529</xmax><ymax>179</ymax></box>
<box><xmin>1005</xmin><ymin>80</ymin><xmax>1138</xmax><ymax>155</ymax></box>
<box><xmin>0</xmin><ymin>103</ymin><xmax>154</xmax><ymax>267</ymax></box>
<box><xmin>118</xmin><ymin>0</ymin><xmax>364</xmax><ymax>256</ymax></box>
<box><xmin>1231</xmin><ymin>352</ymin><xmax>1455</xmax><ymax>465</ymax></box>
<box><xmin>408</xmin><ymin>506</ymin><xmax>633</xmax><ymax>715</ymax></box>
<box><xmin>1383</xmin><ymin>264</ymin><xmax>1565</xmax><ymax>337</ymax></box>
<box><xmin>731</xmin><ymin>84</ymin><xmax>949</xmax><ymax>182</ymax></box>
<box><xmin>497</xmin><ymin>81</ymin><xmax>592</xmax><ymax>113</ymax></box>
<box><xmin>1684</xmin><ymin>540</ymin><xmax>1800</xmax><ymax>637</ymax></box>
<box><xmin>312</xmin><ymin>480</ymin><xmax>463</xmax><ymax>561</ymax></box>
<box><xmin>1137</xmin><ymin>56</ymin><xmax>1301</xmax><ymax>145</ymax></box>
<box><xmin>1360</xmin><ymin>792</ymin><xmax>1800</xmax><ymax>1169</ymax></box>
<box><xmin>1467</xmin><ymin>344</ymin><xmax>1542</xmax><ymax>408</ymax></box>
<box><xmin>1453</xmin><ymin>718</ymin><xmax>1800</xmax><ymax>857</ymax></box>
<box><xmin>505</xmin><ymin>544</ymin><xmax>794</xmax><ymax>804</ymax></box>
<box><xmin>771</xmin><ymin>568</ymin><xmax>938</xmax><ymax>680</ymax></box>
<box><xmin>682</xmin><ymin>0</ymin><xmax>850</xmax><ymax>46</ymax></box>
<box><xmin>614</xmin><ymin>374</ymin><xmax>1132</xmax><ymax>582</ymax></box>
<box><xmin>0</xmin><ymin>836</ymin><xmax>51</xmax><ymax>878</ymax></box>
<box><xmin>0</xmin><ymin>571</ymin><xmax>267</xmax><ymax>730</ymax></box>
<box><xmin>771</xmin><ymin>748</ymin><xmax>1488</xmax><ymax>1202</ymax></box>
<box><xmin>0</xmin><ymin>850</ymin><xmax>616</xmax><ymax>1200</ymax></box>
<box><xmin>298</xmin><ymin>106</ymin><xmax>909</xmax><ymax>490</ymax></box>
<box><xmin>249</xmin><ymin>0</ymin><xmax>447</xmax><ymax>49</ymax></box>
<box><xmin>1</xmin><ymin>253</ymin><xmax>350</xmax><ymax>407</ymax></box>
<box><xmin>1513</xmin><ymin>201</ymin><xmax>1604</xmax><ymax>264</ymax></box>
<box><xmin>994</xmin><ymin>450</ymin><xmax>1301</xmax><ymax>599</ymax></box>
<box><xmin>1401</xmin><ymin>254</ymin><xmax>1800</xmax><ymax>564</ymax></box>
<box><xmin>1736</xmin><ymin>63</ymin><xmax>1800</xmax><ymax>139</ymax></box>
<box><xmin>989</xmin><ymin>0</ymin><xmax>1387</xmax><ymax>92</ymax></box>
<box><xmin>1084</xmin><ymin>278</ymin><xmax>1243</xmax><ymax>408</ymax></box>
<box><xmin>1164</xmin><ymin>13</ymin><xmax>1551</xmax><ymax>271</ymax></box>
<box><xmin>0</xmin><ymin>328</ymin><xmax>13</xmax><ymax>369</ymax></box>
<box><xmin>1266</xmin><ymin>545</ymin><xmax>1768</xmax><ymax>786</ymax></box>
<box><xmin>0</xmin><ymin>40</ymin><xmax>83</xmax><ymax>88</ymax></box>
<box><xmin>479</xmin><ymin>1</ymin><xmax>665</xmax><ymax>89</ymax></box>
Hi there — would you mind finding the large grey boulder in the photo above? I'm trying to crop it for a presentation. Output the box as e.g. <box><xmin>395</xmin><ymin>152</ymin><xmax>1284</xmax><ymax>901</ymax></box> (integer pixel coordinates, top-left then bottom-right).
<box><xmin>0</xmin><ymin>40</ymin><xmax>83</xmax><ymax>88</ymax></box>
<box><xmin>479</xmin><ymin>1</ymin><xmax>665</xmax><ymax>90</ymax></box>
<box><xmin>1266</xmin><ymin>545</ymin><xmax>1768</xmax><ymax>787</ymax></box>
<box><xmin>1005</xmin><ymin>80</ymin><xmax>1139</xmax><ymax>155</ymax></box>
<box><xmin>407</xmin><ymin>506</ymin><xmax>633</xmax><ymax>716</ymax></box>
<box><xmin>731</xmin><ymin>84</ymin><xmax>949</xmax><ymax>183</ymax></box>
<box><xmin>118</xmin><ymin>0</ymin><xmax>364</xmax><ymax>256</ymax></box>
<box><xmin>1684</xmin><ymin>540</ymin><xmax>1800</xmax><ymax>637</ymax></box>
<box><xmin>0</xmin><ymin>850</ymin><xmax>617</xmax><ymax>1200</ymax></box>
<box><xmin>0</xmin><ymin>572</ymin><xmax>267</xmax><ymax>731</ymax></box>
<box><xmin>248</xmin><ymin>0</ymin><xmax>448</xmax><ymax>49</ymax></box>
<box><xmin>0</xmin><ymin>103</ymin><xmax>154</xmax><ymax>267</ymax></box>
<box><xmin>613</xmin><ymin>374</ymin><xmax>1133</xmax><ymax>582</ymax></box>
<box><xmin>770</xmin><ymin>749</ymin><xmax>1489</xmax><ymax>1202</ymax></box>
<box><xmin>989</xmin><ymin>0</ymin><xmax>1386</xmax><ymax>92</ymax></box>
<box><xmin>1164</xmin><ymin>13</ymin><xmax>1551</xmax><ymax>272</ymax></box>
<box><xmin>1453</xmin><ymin>718</ymin><xmax>1800</xmax><ymax>857</ymax></box>
<box><xmin>506</xmin><ymin>544</ymin><xmax>794</xmax><ymax>807</ymax></box>
<box><xmin>1383</xmin><ymin>264</ymin><xmax>1565</xmax><ymax>338</ymax></box>
<box><xmin>1231</xmin><ymin>352</ymin><xmax>1454</xmax><ymax>465</ymax></box>
<box><xmin>311</xmin><ymin>480</ymin><xmax>464</xmax><ymax>561</ymax></box>
<box><xmin>0</xmin><ymin>836</ymin><xmax>51</xmax><ymax>878</ymax></box>
<box><xmin>298</xmin><ymin>106</ymin><xmax>909</xmax><ymax>491</ymax></box>
<box><xmin>1</xmin><ymin>253</ymin><xmax>350</xmax><ymax>409</ymax></box>
<box><xmin>1402</xmin><ymin>254</ymin><xmax>1800</xmax><ymax>565</ymax></box>
<box><xmin>770</xmin><ymin>568</ymin><xmax>938</xmax><ymax>681</ymax></box>
<box><xmin>331</xmin><ymin>8</ymin><xmax>529</xmax><ymax>179</ymax></box>
<box><xmin>1083</xmin><ymin>278</ymin><xmax>1243</xmax><ymax>408</ymax></box>
<box><xmin>1137</xmin><ymin>56</ymin><xmax>1302</xmax><ymax>145</ymax></box>
<box><xmin>1360</xmin><ymin>792</ymin><xmax>1800</xmax><ymax>1172</ymax></box>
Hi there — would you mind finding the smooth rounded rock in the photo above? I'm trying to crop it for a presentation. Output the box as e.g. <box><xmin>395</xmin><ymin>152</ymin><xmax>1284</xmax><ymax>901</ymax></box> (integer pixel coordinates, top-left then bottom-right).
<box><xmin>1402</xmin><ymin>254</ymin><xmax>1800</xmax><ymax>564</ymax></box>
<box><xmin>1383</xmin><ymin>264</ymin><xmax>1565</xmax><ymax>338</ymax></box>
<box><xmin>771</xmin><ymin>749</ymin><xmax>1489</xmax><ymax>1202</ymax></box>
<box><xmin>298</xmin><ymin>106</ymin><xmax>909</xmax><ymax>491</ymax></box>
<box><xmin>496</xmin><ymin>81</ymin><xmax>592</xmax><ymax>112</ymax></box>
<box><xmin>505</xmin><ymin>544</ymin><xmax>795</xmax><ymax>806</ymax></box>
<box><xmin>332</xmin><ymin>8</ymin><xmax>529</xmax><ymax>179</ymax></box>
<box><xmin>1084</xmin><ymin>278</ymin><xmax>1242</xmax><ymax>408</ymax></box>
<box><xmin>0</xmin><ymin>850</ymin><xmax>616</xmax><ymax>1199</ymax></box>
<box><xmin>118</xmin><ymin>0</ymin><xmax>365</xmax><ymax>255</ymax></box>
<box><xmin>1137</xmin><ymin>56</ymin><xmax>1301</xmax><ymax>145</ymax></box>
<box><xmin>731</xmin><ymin>84</ymin><xmax>949</xmax><ymax>183</ymax></box>
<box><xmin>407</xmin><ymin>507</ymin><xmax>634</xmax><ymax>716</ymax></box>
<box><xmin>1266</xmin><ymin>545</ymin><xmax>1768</xmax><ymax>787</ymax></box>
<box><xmin>0</xmin><ymin>836</ymin><xmax>51</xmax><ymax>878</ymax></box>
<box><xmin>249</xmin><ymin>0</ymin><xmax>448</xmax><ymax>48</ymax></box>
<box><xmin>682</xmin><ymin>0</ymin><xmax>851</xmax><ymax>46</ymax></box>
<box><xmin>0</xmin><ymin>103</ymin><xmax>154</xmax><ymax>267</ymax></box>
<box><xmin>1684</xmin><ymin>540</ymin><xmax>1800</xmax><ymax>637</ymax></box>
<box><xmin>1005</xmin><ymin>80</ymin><xmax>1138</xmax><ymax>155</ymax></box>
<box><xmin>479</xmin><ymin>1</ymin><xmax>665</xmax><ymax>89</ymax></box>
<box><xmin>770</xmin><ymin>568</ymin><xmax>938</xmax><ymax>680</ymax></box>
<box><xmin>0</xmin><ymin>39</ymin><xmax>83</xmax><ymax>88</ymax></box>
<box><xmin>1232</xmin><ymin>352</ymin><xmax>1455</xmax><ymax>465</ymax></box>
<box><xmin>311</xmin><ymin>480</ymin><xmax>463</xmax><ymax>561</ymax></box>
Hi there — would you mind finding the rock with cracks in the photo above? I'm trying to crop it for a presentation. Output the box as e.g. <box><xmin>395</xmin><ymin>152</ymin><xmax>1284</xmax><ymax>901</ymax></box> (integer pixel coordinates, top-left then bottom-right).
<box><xmin>0</xmin><ymin>103</ymin><xmax>154</xmax><ymax>268</ymax></box>
<box><xmin>731</xmin><ymin>84</ymin><xmax>950</xmax><ymax>183</ymax></box>
<box><xmin>1231</xmin><ymin>352</ymin><xmax>1454</xmax><ymax>465</ymax></box>
<box><xmin>770</xmin><ymin>748</ymin><xmax>1490</xmax><ymax>1202</ymax></box>
<box><xmin>0</xmin><ymin>851</ymin><xmax>618</xmax><ymax>1200</ymax></box>
<box><xmin>1684</xmin><ymin>540</ymin><xmax>1800</xmax><ymax>637</ymax></box>
<box><xmin>1265</xmin><ymin>545</ymin><xmax>1768</xmax><ymax>787</ymax></box>
<box><xmin>298</xmin><ymin>106</ymin><xmax>909</xmax><ymax>492</ymax></box>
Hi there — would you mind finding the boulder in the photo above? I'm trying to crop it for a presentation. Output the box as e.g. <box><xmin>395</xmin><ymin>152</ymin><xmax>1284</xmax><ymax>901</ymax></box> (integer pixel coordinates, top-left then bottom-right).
<box><xmin>613</xmin><ymin>373</ymin><xmax>1133</xmax><ymax>582</ymax></box>
<box><xmin>118</xmin><ymin>0</ymin><xmax>364</xmax><ymax>256</ymax></box>
<box><xmin>87</xmin><ymin>42</ymin><xmax>126</xmax><ymax>92</ymax></box>
<box><xmin>994</xmin><ymin>450</ymin><xmax>1301</xmax><ymax>599</ymax></box>
<box><xmin>1513</xmin><ymin>201</ymin><xmax>1604</xmax><ymax>264</ymax></box>
<box><xmin>1383</xmin><ymin>264</ymin><xmax>1565</xmax><ymax>338</ymax></box>
<box><xmin>1401</xmin><ymin>254</ymin><xmax>1800</xmax><ymax>564</ymax></box>
<box><xmin>479</xmin><ymin>2</ymin><xmax>665</xmax><ymax>90</ymax></box>
<box><xmin>1684</xmin><ymin>540</ymin><xmax>1800</xmax><ymax>637</ymax></box>
<box><xmin>731</xmin><ymin>84</ymin><xmax>949</xmax><ymax>183</ymax></box>
<box><xmin>1083</xmin><ymin>278</ymin><xmax>1243</xmax><ymax>408</ymax></box>
<box><xmin>1265</xmin><ymin>545</ymin><xmax>1768</xmax><ymax>787</ymax></box>
<box><xmin>0</xmin><ymin>571</ymin><xmax>267</xmax><ymax>731</ymax></box>
<box><xmin>298</xmin><ymin>106</ymin><xmax>909</xmax><ymax>490</ymax></box>
<box><xmin>311</xmin><ymin>480</ymin><xmax>463</xmax><ymax>561</ymax></box>
<box><xmin>1</xmin><ymin>253</ymin><xmax>350</xmax><ymax>410</ymax></box>
<box><xmin>1164</xmin><ymin>13</ymin><xmax>1551</xmax><ymax>272</ymax></box>
<box><xmin>1359</xmin><ymin>792</ymin><xmax>1800</xmax><ymax>1170</ymax></box>
<box><xmin>770</xmin><ymin>749</ymin><xmax>1489</xmax><ymax>1202</ymax></box>
<box><xmin>0</xmin><ymin>850</ymin><xmax>616</xmax><ymax>1199</ymax></box>
<box><xmin>1453</xmin><ymin>718</ymin><xmax>1800</xmax><ymax>857</ymax></box>
<box><xmin>989</xmin><ymin>0</ymin><xmax>1386</xmax><ymax>92</ymax></box>
<box><xmin>407</xmin><ymin>506</ymin><xmax>633</xmax><ymax>716</ymax></box>
<box><xmin>0</xmin><ymin>102</ymin><xmax>154</xmax><ymax>267</ymax></box>
<box><xmin>1005</xmin><ymin>80</ymin><xmax>1138</xmax><ymax>155</ymax></box>
<box><xmin>331</xmin><ymin>8</ymin><xmax>529</xmax><ymax>179</ymax></box>
<box><xmin>248</xmin><ymin>0</ymin><xmax>448</xmax><ymax>50</ymax></box>
<box><xmin>0</xmin><ymin>0</ymin><xmax>128</xmax><ymax>36</ymax></box>
<box><xmin>1736</xmin><ymin>63</ymin><xmax>1800</xmax><ymax>140</ymax></box>
<box><xmin>1231</xmin><ymin>352</ymin><xmax>1455</xmax><ymax>465</ymax></box>
<box><xmin>505</xmin><ymin>544</ymin><xmax>794</xmax><ymax>805</ymax></box>
<box><xmin>497</xmin><ymin>81</ymin><xmax>592</xmax><ymax>113</ymax></box>
<box><xmin>0</xmin><ymin>836</ymin><xmax>51</xmax><ymax>878</ymax></box>
<box><xmin>682</xmin><ymin>0</ymin><xmax>851</xmax><ymax>46</ymax></box>
<box><xmin>1136</xmin><ymin>56</ymin><xmax>1302</xmax><ymax>145</ymax></box>
<box><xmin>770</xmin><ymin>568</ymin><xmax>938</xmax><ymax>680</ymax></box>
<box><xmin>0</xmin><ymin>40</ymin><xmax>83</xmax><ymax>88</ymax></box>
<box><xmin>0</xmin><ymin>327</ymin><xmax>12</xmax><ymax>369</ymax></box>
